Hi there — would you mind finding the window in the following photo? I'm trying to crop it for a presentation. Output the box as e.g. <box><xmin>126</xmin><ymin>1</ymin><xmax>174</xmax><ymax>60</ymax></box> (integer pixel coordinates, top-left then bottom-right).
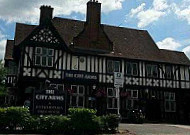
<box><xmin>126</xmin><ymin>89</ymin><xmax>138</xmax><ymax>109</ymax></box>
<box><xmin>146</xmin><ymin>64</ymin><xmax>158</xmax><ymax>78</ymax></box>
<box><xmin>35</xmin><ymin>47</ymin><xmax>54</xmax><ymax>67</ymax></box>
<box><xmin>164</xmin><ymin>92</ymin><xmax>176</xmax><ymax>112</ymax></box>
<box><xmin>107</xmin><ymin>88</ymin><xmax>118</xmax><ymax>109</ymax></box>
<box><xmin>107</xmin><ymin>60</ymin><xmax>120</xmax><ymax>73</ymax></box>
<box><xmin>72</xmin><ymin>56</ymin><xmax>79</xmax><ymax>70</ymax></box>
<box><xmin>165</xmin><ymin>66</ymin><xmax>172</xmax><ymax>79</ymax></box>
<box><xmin>70</xmin><ymin>85</ymin><xmax>85</xmax><ymax>107</ymax></box>
<box><xmin>126</xmin><ymin>62</ymin><xmax>138</xmax><ymax>76</ymax></box>
<box><xmin>49</xmin><ymin>84</ymin><xmax>64</xmax><ymax>91</ymax></box>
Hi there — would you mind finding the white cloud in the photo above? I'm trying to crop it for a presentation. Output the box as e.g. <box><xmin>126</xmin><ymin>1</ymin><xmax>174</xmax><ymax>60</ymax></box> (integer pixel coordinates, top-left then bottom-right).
<box><xmin>173</xmin><ymin>4</ymin><xmax>190</xmax><ymax>25</ymax></box>
<box><xmin>157</xmin><ymin>37</ymin><xmax>182</xmax><ymax>50</ymax></box>
<box><xmin>0</xmin><ymin>39</ymin><xmax>6</xmax><ymax>60</ymax></box>
<box><xmin>183</xmin><ymin>45</ymin><xmax>190</xmax><ymax>58</ymax></box>
<box><xmin>0</xmin><ymin>0</ymin><xmax>125</xmax><ymax>24</ymax></box>
<box><xmin>130</xmin><ymin>3</ymin><xmax>145</xmax><ymax>17</ymax></box>
<box><xmin>128</xmin><ymin>0</ymin><xmax>170</xmax><ymax>28</ymax></box>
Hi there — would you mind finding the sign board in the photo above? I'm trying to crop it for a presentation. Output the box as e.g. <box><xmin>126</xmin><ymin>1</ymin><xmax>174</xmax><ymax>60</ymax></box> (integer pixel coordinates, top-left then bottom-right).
<box><xmin>33</xmin><ymin>88</ymin><xmax>65</xmax><ymax>115</ymax></box>
<box><xmin>114</xmin><ymin>72</ymin><xmax>124</xmax><ymax>88</ymax></box>
<box><xmin>64</xmin><ymin>71</ymin><xmax>98</xmax><ymax>83</ymax></box>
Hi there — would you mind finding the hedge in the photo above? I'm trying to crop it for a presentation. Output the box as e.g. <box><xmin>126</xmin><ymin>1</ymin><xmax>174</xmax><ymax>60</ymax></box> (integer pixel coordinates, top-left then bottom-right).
<box><xmin>0</xmin><ymin>107</ymin><xmax>120</xmax><ymax>134</ymax></box>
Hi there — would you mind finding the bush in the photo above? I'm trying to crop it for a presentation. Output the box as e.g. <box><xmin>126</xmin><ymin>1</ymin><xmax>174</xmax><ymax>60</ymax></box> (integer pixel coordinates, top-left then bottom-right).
<box><xmin>0</xmin><ymin>108</ymin><xmax>6</xmax><ymax>130</ymax></box>
<box><xmin>69</xmin><ymin>108</ymin><xmax>99</xmax><ymax>134</ymax></box>
<box><xmin>5</xmin><ymin>107</ymin><xmax>31</xmax><ymax>130</ymax></box>
<box><xmin>101</xmin><ymin>114</ymin><xmax>120</xmax><ymax>132</ymax></box>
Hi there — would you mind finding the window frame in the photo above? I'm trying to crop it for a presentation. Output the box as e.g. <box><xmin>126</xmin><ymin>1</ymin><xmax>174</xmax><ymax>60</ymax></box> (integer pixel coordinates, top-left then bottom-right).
<box><xmin>126</xmin><ymin>62</ymin><xmax>138</xmax><ymax>76</ymax></box>
<box><xmin>146</xmin><ymin>64</ymin><xmax>159</xmax><ymax>78</ymax></box>
<box><xmin>34</xmin><ymin>47</ymin><xmax>54</xmax><ymax>67</ymax></box>
<box><xmin>165</xmin><ymin>65</ymin><xmax>172</xmax><ymax>79</ymax></box>
<box><xmin>164</xmin><ymin>92</ymin><xmax>176</xmax><ymax>112</ymax></box>
<box><xmin>107</xmin><ymin>60</ymin><xmax>120</xmax><ymax>73</ymax></box>
<box><xmin>70</xmin><ymin>85</ymin><xmax>85</xmax><ymax>108</ymax></box>
<box><xmin>107</xmin><ymin>88</ymin><xmax>118</xmax><ymax>109</ymax></box>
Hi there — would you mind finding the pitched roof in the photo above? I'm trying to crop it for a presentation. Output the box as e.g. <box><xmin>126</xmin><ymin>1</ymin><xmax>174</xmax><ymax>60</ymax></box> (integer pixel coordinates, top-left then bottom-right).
<box><xmin>13</xmin><ymin>17</ymin><xmax>190</xmax><ymax>65</ymax></box>
<box><xmin>4</xmin><ymin>40</ymin><xmax>14</xmax><ymax>60</ymax></box>
<box><xmin>15</xmin><ymin>23</ymin><xmax>36</xmax><ymax>46</ymax></box>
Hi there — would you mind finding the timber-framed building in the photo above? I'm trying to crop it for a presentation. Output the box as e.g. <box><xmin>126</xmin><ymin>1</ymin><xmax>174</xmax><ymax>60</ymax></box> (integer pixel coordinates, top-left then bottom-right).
<box><xmin>4</xmin><ymin>0</ymin><xmax>190</xmax><ymax>123</ymax></box>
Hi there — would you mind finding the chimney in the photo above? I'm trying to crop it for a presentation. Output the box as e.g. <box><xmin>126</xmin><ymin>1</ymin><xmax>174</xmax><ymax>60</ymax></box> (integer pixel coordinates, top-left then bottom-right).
<box><xmin>86</xmin><ymin>0</ymin><xmax>101</xmax><ymax>25</ymax></box>
<box><xmin>40</xmin><ymin>5</ymin><xmax>53</xmax><ymax>25</ymax></box>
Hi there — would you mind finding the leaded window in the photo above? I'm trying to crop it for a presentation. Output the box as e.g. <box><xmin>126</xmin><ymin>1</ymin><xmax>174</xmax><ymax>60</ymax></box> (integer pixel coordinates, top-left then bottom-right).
<box><xmin>164</xmin><ymin>92</ymin><xmax>176</xmax><ymax>112</ymax></box>
<box><xmin>146</xmin><ymin>64</ymin><xmax>158</xmax><ymax>78</ymax></box>
<box><xmin>165</xmin><ymin>66</ymin><xmax>172</xmax><ymax>79</ymax></box>
<box><xmin>70</xmin><ymin>85</ymin><xmax>85</xmax><ymax>107</ymax></box>
<box><xmin>126</xmin><ymin>62</ymin><xmax>138</xmax><ymax>76</ymax></box>
<box><xmin>107</xmin><ymin>60</ymin><xmax>120</xmax><ymax>73</ymax></box>
<box><xmin>35</xmin><ymin>47</ymin><xmax>54</xmax><ymax>67</ymax></box>
<box><xmin>107</xmin><ymin>88</ymin><xmax>118</xmax><ymax>109</ymax></box>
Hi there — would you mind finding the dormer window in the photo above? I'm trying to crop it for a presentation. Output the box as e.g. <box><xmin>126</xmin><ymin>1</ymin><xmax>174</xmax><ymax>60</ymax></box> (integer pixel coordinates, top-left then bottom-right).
<box><xmin>35</xmin><ymin>47</ymin><xmax>54</xmax><ymax>67</ymax></box>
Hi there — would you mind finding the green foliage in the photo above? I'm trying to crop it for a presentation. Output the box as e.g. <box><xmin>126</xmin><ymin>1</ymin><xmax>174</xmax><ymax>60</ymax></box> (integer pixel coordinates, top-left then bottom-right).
<box><xmin>5</xmin><ymin>107</ymin><xmax>31</xmax><ymax>130</ymax></box>
<box><xmin>0</xmin><ymin>108</ymin><xmax>6</xmax><ymax>130</ymax></box>
<box><xmin>69</xmin><ymin>108</ymin><xmax>99</xmax><ymax>133</ymax></box>
<box><xmin>100</xmin><ymin>114</ymin><xmax>120</xmax><ymax>132</ymax></box>
<box><xmin>0</xmin><ymin>60</ymin><xmax>7</xmax><ymax>96</ymax></box>
<box><xmin>0</xmin><ymin>107</ymin><xmax>120</xmax><ymax>134</ymax></box>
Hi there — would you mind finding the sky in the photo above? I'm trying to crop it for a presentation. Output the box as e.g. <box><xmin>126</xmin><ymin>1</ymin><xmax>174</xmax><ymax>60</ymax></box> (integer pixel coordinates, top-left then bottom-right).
<box><xmin>0</xmin><ymin>0</ymin><xmax>190</xmax><ymax>60</ymax></box>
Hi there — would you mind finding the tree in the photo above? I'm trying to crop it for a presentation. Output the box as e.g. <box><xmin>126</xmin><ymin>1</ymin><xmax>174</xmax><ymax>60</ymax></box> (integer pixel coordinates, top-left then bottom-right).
<box><xmin>0</xmin><ymin>60</ymin><xmax>7</xmax><ymax>96</ymax></box>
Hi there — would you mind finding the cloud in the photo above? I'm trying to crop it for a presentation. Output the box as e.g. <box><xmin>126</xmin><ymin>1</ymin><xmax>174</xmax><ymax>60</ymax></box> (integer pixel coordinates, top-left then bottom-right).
<box><xmin>173</xmin><ymin>3</ymin><xmax>190</xmax><ymax>25</ymax></box>
<box><xmin>0</xmin><ymin>39</ymin><xmax>6</xmax><ymax>60</ymax></box>
<box><xmin>183</xmin><ymin>45</ymin><xmax>190</xmax><ymax>59</ymax></box>
<box><xmin>127</xmin><ymin>0</ymin><xmax>170</xmax><ymax>28</ymax></box>
<box><xmin>0</xmin><ymin>0</ymin><xmax>125</xmax><ymax>24</ymax></box>
<box><xmin>156</xmin><ymin>37</ymin><xmax>182</xmax><ymax>50</ymax></box>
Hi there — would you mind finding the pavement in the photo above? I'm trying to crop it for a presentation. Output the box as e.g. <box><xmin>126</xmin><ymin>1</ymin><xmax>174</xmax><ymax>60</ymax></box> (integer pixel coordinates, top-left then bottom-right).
<box><xmin>119</xmin><ymin>123</ymin><xmax>190</xmax><ymax>135</ymax></box>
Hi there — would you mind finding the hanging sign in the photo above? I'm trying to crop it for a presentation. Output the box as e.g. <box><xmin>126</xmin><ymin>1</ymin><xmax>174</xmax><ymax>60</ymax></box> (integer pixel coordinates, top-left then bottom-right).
<box><xmin>33</xmin><ymin>88</ymin><xmax>65</xmax><ymax>115</ymax></box>
<box><xmin>114</xmin><ymin>72</ymin><xmax>124</xmax><ymax>88</ymax></box>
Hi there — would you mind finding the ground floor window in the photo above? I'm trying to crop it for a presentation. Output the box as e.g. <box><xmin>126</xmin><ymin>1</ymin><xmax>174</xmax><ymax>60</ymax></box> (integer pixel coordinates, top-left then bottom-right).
<box><xmin>164</xmin><ymin>92</ymin><xmax>176</xmax><ymax>112</ymax></box>
<box><xmin>70</xmin><ymin>85</ymin><xmax>85</xmax><ymax>107</ymax></box>
<box><xmin>121</xmin><ymin>89</ymin><xmax>139</xmax><ymax>110</ymax></box>
<box><xmin>107</xmin><ymin>88</ymin><xmax>118</xmax><ymax>109</ymax></box>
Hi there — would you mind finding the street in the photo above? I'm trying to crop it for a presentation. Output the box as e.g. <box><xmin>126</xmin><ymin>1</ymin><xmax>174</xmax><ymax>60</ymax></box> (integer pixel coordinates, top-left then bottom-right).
<box><xmin>119</xmin><ymin>123</ymin><xmax>190</xmax><ymax>135</ymax></box>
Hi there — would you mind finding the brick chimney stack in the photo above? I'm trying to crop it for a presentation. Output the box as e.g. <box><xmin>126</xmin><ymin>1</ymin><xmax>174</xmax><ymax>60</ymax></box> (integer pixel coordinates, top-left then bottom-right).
<box><xmin>40</xmin><ymin>5</ymin><xmax>53</xmax><ymax>25</ymax></box>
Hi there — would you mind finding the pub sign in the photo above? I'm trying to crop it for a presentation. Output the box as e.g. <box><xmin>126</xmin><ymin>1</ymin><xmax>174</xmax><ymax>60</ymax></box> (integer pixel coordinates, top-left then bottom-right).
<box><xmin>33</xmin><ymin>88</ymin><xmax>65</xmax><ymax>115</ymax></box>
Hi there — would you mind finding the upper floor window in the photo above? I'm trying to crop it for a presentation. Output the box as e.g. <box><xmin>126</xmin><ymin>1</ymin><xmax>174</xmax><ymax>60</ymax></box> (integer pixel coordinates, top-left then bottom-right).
<box><xmin>107</xmin><ymin>60</ymin><xmax>120</xmax><ymax>73</ymax></box>
<box><xmin>165</xmin><ymin>66</ymin><xmax>172</xmax><ymax>79</ymax></box>
<box><xmin>146</xmin><ymin>64</ymin><xmax>158</xmax><ymax>78</ymax></box>
<box><xmin>35</xmin><ymin>47</ymin><xmax>54</xmax><ymax>67</ymax></box>
<box><xmin>126</xmin><ymin>62</ymin><xmax>138</xmax><ymax>76</ymax></box>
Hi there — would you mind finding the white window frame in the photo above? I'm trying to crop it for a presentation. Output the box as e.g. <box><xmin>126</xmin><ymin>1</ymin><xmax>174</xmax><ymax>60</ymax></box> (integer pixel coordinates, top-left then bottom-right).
<box><xmin>35</xmin><ymin>47</ymin><xmax>54</xmax><ymax>67</ymax></box>
<box><xmin>126</xmin><ymin>89</ymin><xmax>138</xmax><ymax>109</ymax></box>
<box><xmin>107</xmin><ymin>88</ymin><xmax>118</xmax><ymax>109</ymax></box>
<box><xmin>70</xmin><ymin>85</ymin><xmax>85</xmax><ymax>108</ymax></box>
<box><xmin>164</xmin><ymin>92</ymin><xmax>176</xmax><ymax>112</ymax></box>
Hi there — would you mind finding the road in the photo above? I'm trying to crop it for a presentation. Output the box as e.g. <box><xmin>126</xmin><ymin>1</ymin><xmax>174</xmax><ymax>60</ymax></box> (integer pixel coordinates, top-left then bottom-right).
<box><xmin>119</xmin><ymin>123</ymin><xmax>190</xmax><ymax>135</ymax></box>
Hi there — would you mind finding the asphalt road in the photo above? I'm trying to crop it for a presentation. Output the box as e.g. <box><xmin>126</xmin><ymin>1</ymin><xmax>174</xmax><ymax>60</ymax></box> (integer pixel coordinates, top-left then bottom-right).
<box><xmin>119</xmin><ymin>123</ymin><xmax>190</xmax><ymax>135</ymax></box>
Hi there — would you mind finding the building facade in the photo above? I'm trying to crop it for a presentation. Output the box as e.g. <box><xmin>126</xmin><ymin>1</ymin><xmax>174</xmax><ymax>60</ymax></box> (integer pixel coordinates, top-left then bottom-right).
<box><xmin>4</xmin><ymin>0</ymin><xmax>190</xmax><ymax>123</ymax></box>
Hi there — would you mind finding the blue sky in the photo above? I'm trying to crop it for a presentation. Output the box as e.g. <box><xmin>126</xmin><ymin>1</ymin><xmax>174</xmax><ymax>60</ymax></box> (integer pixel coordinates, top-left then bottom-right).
<box><xmin>0</xmin><ymin>0</ymin><xmax>190</xmax><ymax>59</ymax></box>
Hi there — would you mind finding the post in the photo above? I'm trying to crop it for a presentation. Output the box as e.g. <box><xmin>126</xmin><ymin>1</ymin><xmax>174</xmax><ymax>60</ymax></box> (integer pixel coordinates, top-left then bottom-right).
<box><xmin>117</xmin><ymin>87</ymin><xmax>120</xmax><ymax>115</ymax></box>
